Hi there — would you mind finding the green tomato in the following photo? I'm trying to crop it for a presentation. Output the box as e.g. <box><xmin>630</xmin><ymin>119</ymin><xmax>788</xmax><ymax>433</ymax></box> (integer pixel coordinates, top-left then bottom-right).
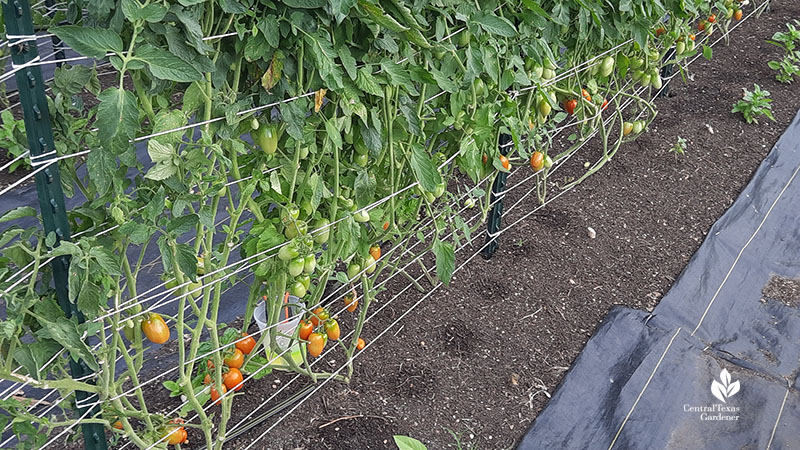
<box><xmin>281</xmin><ymin>204</ymin><xmax>300</xmax><ymax>223</ymax></box>
<box><xmin>250</xmin><ymin>118</ymin><xmax>260</xmax><ymax>130</ymax></box>
<box><xmin>473</xmin><ymin>78</ymin><xmax>486</xmax><ymax>97</ymax></box>
<box><xmin>542</xmin><ymin>68</ymin><xmax>555</xmax><ymax>80</ymax></box>
<box><xmin>347</xmin><ymin>263</ymin><xmax>361</xmax><ymax>280</ymax></box>
<box><xmin>600</xmin><ymin>56</ymin><xmax>615</xmax><ymax>77</ymax></box>
<box><xmin>524</xmin><ymin>57</ymin><xmax>536</xmax><ymax>72</ymax></box>
<box><xmin>651</xmin><ymin>72</ymin><xmax>663</xmax><ymax>90</ymax></box>
<box><xmin>354</xmin><ymin>209</ymin><xmax>370</xmax><ymax>223</ymax></box>
<box><xmin>354</xmin><ymin>138</ymin><xmax>369</xmax><ymax>155</ymax></box>
<box><xmin>530</xmin><ymin>66</ymin><xmax>544</xmax><ymax>79</ymax></box>
<box><xmin>544</xmin><ymin>155</ymin><xmax>553</xmax><ymax>169</ymax></box>
<box><xmin>640</xmin><ymin>73</ymin><xmax>652</xmax><ymax>87</ymax></box>
<box><xmin>648</xmin><ymin>48</ymin><xmax>660</xmax><ymax>61</ymax></box>
<box><xmin>299</xmin><ymin>147</ymin><xmax>309</xmax><ymax>159</ymax></box>
<box><xmin>433</xmin><ymin>47</ymin><xmax>447</xmax><ymax>60</ymax></box>
<box><xmin>284</xmin><ymin>220</ymin><xmax>308</xmax><ymax>239</ymax></box>
<box><xmin>364</xmin><ymin>255</ymin><xmax>376</xmax><ymax>274</ymax></box>
<box><xmin>632</xmin><ymin>70</ymin><xmax>644</xmax><ymax>81</ymax></box>
<box><xmin>278</xmin><ymin>244</ymin><xmax>300</xmax><ymax>261</ymax></box>
<box><xmin>676</xmin><ymin>41</ymin><xmax>686</xmax><ymax>55</ymax></box>
<box><xmin>632</xmin><ymin>121</ymin><xmax>645</xmax><ymax>134</ymax></box>
<box><xmin>544</xmin><ymin>58</ymin><xmax>556</xmax><ymax>70</ymax></box>
<box><xmin>630</xmin><ymin>58</ymin><xmax>644</xmax><ymax>70</ymax></box>
<box><xmin>254</xmin><ymin>125</ymin><xmax>278</xmax><ymax>154</ymax></box>
<box><xmin>313</xmin><ymin>219</ymin><xmax>330</xmax><ymax>244</ymax></box>
<box><xmin>464</xmin><ymin>197</ymin><xmax>475</xmax><ymax>209</ymax></box>
<box><xmin>122</xmin><ymin>319</ymin><xmax>136</xmax><ymax>342</ymax></box>
<box><xmin>457</xmin><ymin>29</ymin><xmax>470</xmax><ymax>47</ymax></box>
<box><xmin>289</xmin><ymin>257</ymin><xmax>305</xmax><ymax>277</ymax></box>
<box><xmin>304</xmin><ymin>254</ymin><xmax>316</xmax><ymax>274</ymax></box>
<box><xmin>289</xmin><ymin>281</ymin><xmax>307</xmax><ymax>298</ymax></box>
<box><xmin>433</xmin><ymin>182</ymin><xmax>446</xmax><ymax>198</ymax></box>
<box><xmin>538</xmin><ymin>99</ymin><xmax>552</xmax><ymax>117</ymax></box>
<box><xmin>355</xmin><ymin>153</ymin><xmax>368</xmax><ymax>167</ymax></box>
<box><xmin>297</xmin><ymin>273</ymin><xmax>311</xmax><ymax>290</ymax></box>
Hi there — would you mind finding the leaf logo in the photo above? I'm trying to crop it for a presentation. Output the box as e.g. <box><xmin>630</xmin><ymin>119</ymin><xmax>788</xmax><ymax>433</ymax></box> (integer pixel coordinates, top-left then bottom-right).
<box><xmin>711</xmin><ymin>369</ymin><xmax>740</xmax><ymax>403</ymax></box>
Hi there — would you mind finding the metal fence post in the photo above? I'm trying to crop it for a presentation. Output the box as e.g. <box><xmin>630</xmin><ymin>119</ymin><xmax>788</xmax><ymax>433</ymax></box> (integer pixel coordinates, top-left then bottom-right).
<box><xmin>481</xmin><ymin>133</ymin><xmax>511</xmax><ymax>259</ymax></box>
<box><xmin>657</xmin><ymin>47</ymin><xmax>677</xmax><ymax>98</ymax></box>
<box><xmin>1</xmin><ymin>1</ymin><xmax>108</xmax><ymax>449</ymax></box>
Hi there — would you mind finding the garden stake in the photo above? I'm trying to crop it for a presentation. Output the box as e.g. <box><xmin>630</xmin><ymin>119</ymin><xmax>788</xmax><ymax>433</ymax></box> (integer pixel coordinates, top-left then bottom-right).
<box><xmin>658</xmin><ymin>47</ymin><xmax>677</xmax><ymax>98</ymax></box>
<box><xmin>1</xmin><ymin>1</ymin><xmax>108</xmax><ymax>448</ymax></box>
<box><xmin>481</xmin><ymin>133</ymin><xmax>512</xmax><ymax>260</ymax></box>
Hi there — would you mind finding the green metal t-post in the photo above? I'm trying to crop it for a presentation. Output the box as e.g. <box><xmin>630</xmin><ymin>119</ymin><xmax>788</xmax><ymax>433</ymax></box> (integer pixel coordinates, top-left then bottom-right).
<box><xmin>481</xmin><ymin>133</ymin><xmax>511</xmax><ymax>259</ymax></box>
<box><xmin>2</xmin><ymin>1</ymin><xmax>108</xmax><ymax>449</ymax></box>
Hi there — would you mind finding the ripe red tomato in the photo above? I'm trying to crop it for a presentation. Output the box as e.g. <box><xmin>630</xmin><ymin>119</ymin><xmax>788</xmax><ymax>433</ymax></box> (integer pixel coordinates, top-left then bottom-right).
<box><xmin>655</xmin><ymin>27</ymin><xmax>665</xmax><ymax>36</ymax></box>
<box><xmin>223</xmin><ymin>367</ymin><xmax>244</xmax><ymax>391</ymax></box>
<box><xmin>530</xmin><ymin>152</ymin><xmax>544</xmax><ymax>171</ymax></box>
<box><xmin>298</xmin><ymin>320</ymin><xmax>314</xmax><ymax>340</ymax></box>
<box><xmin>601</xmin><ymin>99</ymin><xmax>609</xmax><ymax>111</ymax></box>
<box><xmin>307</xmin><ymin>333</ymin><xmax>326</xmax><ymax>357</ymax></box>
<box><xmin>356</xmin><ymin>337</ymin><xmax>366</xmax><ymax>351</ymax></box>
<box><xmin>698</xmin><ymin>21</ymin><xmax>706</xmax><ymax>31</ymax></box>
<box><xmin>482</xmin><ymin>154</ymin><xmax>488</xmax><ymax>165</ymax></box>
<box><xmin>141</xmin><ymin>313</ymin><xmax>170</xmax><ymax>344</ymax></box>
<box><xmin>369</xmin><ymin>245</ymin><xmax>381</xmax><ymax>261</ymax></box>
<box><xmin>564</xmin><ymin>99</ymin><xmax>578</xmax><ymax>115</ymax></box>
<box><xmin>210</xmin><ymin>384</ymin><xmax>227</xmax><ymax>404</ymax></box>
<box><xmin>499</xmin><ymin>155</ymin><xmax>510</xmax><ymax>170</ymax></box>
<box><xmin>224</xmin><ymin>348</ymin><xmax>244</xmax><ymax>369</ymax></box>
<box><xmin>708</xmin><ymin>13</ymin><xmax>716</xmax><ymax>23</ymax></box>
<box><xmin>236</xmin><ymin>333</ymin><xmax>256</xmax><ymax>355</ymax></box>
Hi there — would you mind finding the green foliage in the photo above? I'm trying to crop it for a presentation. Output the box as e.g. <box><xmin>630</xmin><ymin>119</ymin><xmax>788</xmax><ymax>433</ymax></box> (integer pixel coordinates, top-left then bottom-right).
<box><xmin>732</xmin><ymin>84</ymin><xmax>776</xmax><ymax>124</ymax></box>
<box><xmin>670</xmin><ymin>136</ymin><xmax>687</xmax><ymax>158</ymax></box>
<box><xmin>0</xmin><ymin>111</ymin><xmax>29</xmax><ymax>173</ymax></box>
<box><xmin>767</xmin><ymin>20</ymin><xmax>800</xmax><ymax>83</ymax></box>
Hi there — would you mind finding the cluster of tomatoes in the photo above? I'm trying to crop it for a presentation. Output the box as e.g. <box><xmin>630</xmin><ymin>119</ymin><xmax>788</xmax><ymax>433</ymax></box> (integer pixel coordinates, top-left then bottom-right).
<box><xmin>277</xmin><ymin>205</ymin><xmax>327</xmax><ymax>299</ymax></box>
<box><xmin>345</xmin><ymin>244</ymin><xmax>382</xmax><ymax>282</ymax></box>
<box><xmin>297</xmin><ymin>288</ymin><xmax>369</xmax><ymax>358</ymax></box>
<box><xmin>203</xmin><ymin>333</ymin><xmax>257</xmax><ymax>405</ymax></box>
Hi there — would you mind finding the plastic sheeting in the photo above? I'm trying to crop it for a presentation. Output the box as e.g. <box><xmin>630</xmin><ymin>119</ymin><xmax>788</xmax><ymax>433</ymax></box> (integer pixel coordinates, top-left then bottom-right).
<box><xmin>518</xmin><ymin>110</ymin><xmax>800</xmax><ymax>450</ymax></box>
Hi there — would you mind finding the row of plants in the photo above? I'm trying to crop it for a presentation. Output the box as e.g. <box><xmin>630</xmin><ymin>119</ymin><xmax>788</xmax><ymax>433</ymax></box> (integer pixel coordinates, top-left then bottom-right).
<box><xmin>0</xmin><ymin>0</ymin><xmax>759</xmax><ymax>448</ymax></box>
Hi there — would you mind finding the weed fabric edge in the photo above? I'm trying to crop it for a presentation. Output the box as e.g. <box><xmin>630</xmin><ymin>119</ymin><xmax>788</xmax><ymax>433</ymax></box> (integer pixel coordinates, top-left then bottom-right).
<box><xmin>518</xmin><ymin>109</ymin><xmax>800</xmax><ymax>450</ymax></box>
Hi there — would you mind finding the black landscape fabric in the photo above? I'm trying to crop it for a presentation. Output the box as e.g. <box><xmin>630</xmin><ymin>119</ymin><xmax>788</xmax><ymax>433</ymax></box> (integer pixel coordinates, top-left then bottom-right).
<box><xmin>518</xmin><ymin>110</ymin><xmax>800</xmax><ymax>449</ymax></box>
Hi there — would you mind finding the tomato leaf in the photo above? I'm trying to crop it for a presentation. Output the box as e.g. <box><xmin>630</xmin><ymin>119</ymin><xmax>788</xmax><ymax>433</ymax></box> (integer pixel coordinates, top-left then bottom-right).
<box><xmin>96</xmin><ymin>87</ymin><xmax>139</xmax><ymax>145</ymax></box>
<box><xmin>0</xmin><ymin>206</ymin><xmax>36</xmax><ymax>224</ymax></box>
<box><xmin>330</xmin><ymin>0</ymin><xmax>357</xmax><ymax>23</ymax></box>
<box><xmin>36</xmin><ymin>318</ymin><xmax>98</xmax><ymax>371</ymax></box>
<box><xmin>354</xmin><ymin>170</ymin><xmax>376</xmax><ymax>207</ymax></box>
<box><xmin>86</xmin><ymin>148</ymin><xmax>116</xmax><ymax>196</ymax></box>
<box><xmin>432</xmin><ymin>239</ymin><xmax>454</xmax><ymax>286</ymax></box>
<box><xmin>135</xmin><ymin>45</ymin><xmax>203</xmax><ymax>82</ymax></box>
<box><xmin>472</xmin><ymin>13</ymin><xmax>517</xmax><ymax>37</ymax></box>
<box><xmin>409</xmin><ymin>144</ymin><xmax>442</xmax><ymax>192</ymax></box>
<box><xmin>703</xmin><ymin>45</ymin><xmax>713</xmax><ymax>60</ymax></box>
<box><xmin>168</xmin><ymin>214</ymin><xmax>199</xmax><ymax>237</ymax></box>
<box><xmin>13</xmin><ymin>341</ymin><xmax>61</xmax><ymax>380</ymax></box>
<box><xmin>304</xmin><ymin>32</ymin><xmax>344</xmax><ymax>90</ymax></box>
<box><xmin>175</xmin><ymin>242</ymin><xmax>199</xmax><ymax>282</ymax></box>
<box><xmin>51</xmin><ymin>26</ymin><xmax>122</xmax><ymax>58</ymax></box>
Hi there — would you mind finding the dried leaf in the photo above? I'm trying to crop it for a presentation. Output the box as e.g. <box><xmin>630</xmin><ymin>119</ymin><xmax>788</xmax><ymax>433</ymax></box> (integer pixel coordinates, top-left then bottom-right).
<box><xmin>314</xmin><ymin>88</ymin><xmax>328</xmax><ymax>113</ymax></box>
<box><xmin>261</xmin><ymin>51</ymin><xmax>283</xmax><ymax>92</ymax></box>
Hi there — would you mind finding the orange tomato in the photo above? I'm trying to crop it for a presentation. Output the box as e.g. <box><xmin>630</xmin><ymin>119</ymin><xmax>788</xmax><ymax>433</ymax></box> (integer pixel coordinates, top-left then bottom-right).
<box><xmin>356</xmin><ymin>337</ymin><xmax>366</xmax><ymax>350</ymax></box>
<box><xmin>324</xmin><ymin>320</ymin><xmax>340</xmax><ymax>341</ymax></box>
<box><xmin>210</xmin><ymin>384</ymin><xmax>227</xmax><ymax>405</ymax></box>
<box><xmin>499</xmin><ymin>155</ymin><xmax>510</xmax><ymax>170</ymax></box>
<box><xmin>223</xmin><ymin>367</ymin><xmax>244</xmax><ymax>391</ymax></box>
<box><xmin>344</xmin><ymin>291</ymin><xmax>358</xmax><ymax>313</ymax></box>
<box><xmin>203</xmin><ymin>373</ymin><xmax>212</xmax><ymax>385</ymax></box>
<box><xmin>382</xmin><ymin>221</ymin><xmax>389</xmax><ymax>231</ymax></box>
<box><xmin>689</xmin><ymin>33</ymin><xmax>696</xmax><ymax>41</ymax></box>
<box><xmin>530</xmin><ymin>152</ymin><xmax>544</xmax><ymax>171</ymax></box>
<box><xmin>141</xmin><ymin>313</ymin><xmax>170</xmax><ymax>344</ymax></box>
<box><xmin>224</xmin><ymin>348</ymin><xmax>244</xmax><ymax>369</ymax></box>
<box><xmin>369</xmin><ymin>245</ymin><xmax>381</xmax><ymax>261</ymax></box>
<box><xmin>112</xmin><ymin>420</ymin><xmax>123</xmax><ymax>430</ymax></box>
<box><xmin>581</xmin><ymin>88</ymin><xmax>591</xmax><ymax>102</ymax></box>
<box><xmin>734</xmin><ymin>9</ymin><xmax>742</xmax><ymax>20</ymax></box>
<box><xmin>307</xmin><ymin>333</ymin><xmax>326</xmax><ymax>357</ymax></box>
<box><xmin>298</xmin><ymin>320</ymin><xmax>314</xmax><ymax>340</ymax></box>
<box><xmin>236</xmin><ymin>333</ymin><xmax>256</xmax><ymax>355</ymax></box>
<box><xmin>310</xmin><ymin>307</ymin><xmax>327</xmax><ymax>326</ymax></box>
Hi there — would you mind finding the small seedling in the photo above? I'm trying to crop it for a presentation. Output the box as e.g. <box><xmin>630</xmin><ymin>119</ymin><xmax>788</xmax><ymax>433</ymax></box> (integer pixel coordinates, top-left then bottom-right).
<box><xmin>767</xmin><ymin>20</ymin><xmax>800</xmax><ymax>83</ymax></box>
<box><xmin>670</xmin><ymin>136</ymin><xmax>687</xmax><ymax>158</ymax></box>
<box><xmin>732</xmin><ymin>84</ymin><xmax>775</xmax><ymax>124</ymax></box>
